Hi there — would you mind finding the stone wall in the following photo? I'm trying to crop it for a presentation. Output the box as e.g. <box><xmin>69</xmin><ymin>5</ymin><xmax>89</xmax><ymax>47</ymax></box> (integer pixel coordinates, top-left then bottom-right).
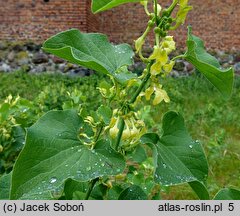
<box><xmin>0</xmin><ymin>41</ymin><xmax>239</xmax><ymax>76</ymax></box>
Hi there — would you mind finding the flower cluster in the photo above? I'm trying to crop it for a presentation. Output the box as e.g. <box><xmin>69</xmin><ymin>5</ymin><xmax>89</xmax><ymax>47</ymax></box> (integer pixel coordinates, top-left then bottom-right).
<box><xmin>0</xmin><ymin>95</ymin><xmax>20</xmax><ymax>152</ymax></box>
<box><xmin>139</xmin><ymin>35</ymin><xmax>176</xmax><ymax>105</ymax></box>
<box><xmin>150</xmin><ymin>36</ymin><xmax>176</xmax><ymax>76</ymax></box>
<box><xmin>144</xmin><ymin>82</ymin><xmax>170</xmax><ymax>105</ymax></box>
<box><xmin>109</xmin><ymin>111</ymin><xmax>146</xmax><ymax>150</ymax></box>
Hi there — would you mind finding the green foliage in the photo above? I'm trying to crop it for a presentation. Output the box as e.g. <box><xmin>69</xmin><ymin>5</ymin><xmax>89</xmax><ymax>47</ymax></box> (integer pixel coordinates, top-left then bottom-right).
<box><xmin>183</xmin><ymin>26</ymin><xmax>234</xmax><ymax>98</ymax></box>
<box><xmin>0</xmin><ymin>95</ymin><xmax>31</xmax><ymax>174</ymax></box>
<box><xmin>118</xmin><ymin>185</ymin><xmax>147</xmax><ymax>200</ymax></box>
<box><xmin>141</xmin><ymin>111</ymin><xmax>209</xmax><ymax>200</ymax></box>
<box><xmin>0</xmin><ymin>73</ymin><xmax>239</xmax><ymax>200</ymax></box>
<box><xmin>138</xmin><ymin>76</ymin><xmax>240</xmax><ymax>199</ymax></box>
<box><xmin>11</xmin><ymin>110</ymin><xmax>125</xmax><ymax>199</ymax></box>
<box><xmin>0</xmin><ymin>172</ymin><xmax>11</xmax><ymax>200</ymax></box>
<box><xmin>0</xmin><ymin>73</ymin><xmax>102</xmax><ymax>175</ymax></box>
<box><xmin>214</xmin><ymin>188</ymin><xmax>240</xmax><ymax>200</ymax></box>
<box><xmin>2</xmin><ymin>0</ymin><xmax>239</xmax><ymax>200</ymax></box>
<box><xmin>43</xmin><ymin>29</ymin><xmax>136</xmax><ymax>85</ymax></box>
<box><xmin>91</xmin><ymin>0</ymin><xmax>141</xmax><ymax>13</ymax></box>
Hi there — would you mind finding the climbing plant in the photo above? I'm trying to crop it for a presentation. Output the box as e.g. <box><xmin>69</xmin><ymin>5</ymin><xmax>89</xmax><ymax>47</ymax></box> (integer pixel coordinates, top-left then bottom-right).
<box><xmin>2</xmin><ymin>0</ymin><xmax>239</xmax><ymax>200</ymax></box>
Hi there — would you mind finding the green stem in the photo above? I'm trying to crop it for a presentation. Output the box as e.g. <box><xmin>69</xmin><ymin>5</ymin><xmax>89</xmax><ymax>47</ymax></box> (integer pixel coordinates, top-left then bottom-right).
<box><xmin>171</xmin><ymin>54</ymin><xmax>186</xmax><ymax>61</ymax></box>
<box><xmin>85</xmin><ymin>178</ymin><xmax>99</xmax><ymax>200</ymax></box>
<box><xmin>166</xmin><ymin>0</ymin><xmax>178</xmax><ymax>15</ymax></box>
<box><xmin>154</xmin><ymin>0</ymin><xmax>160</xmax><ymax>26</ymax></box>
<box><xmin>154</xmin><ymin>0</ymin><xmax>158</xmax><ymax>17</ymax></box>
<box><xmin>94</xmin><ymin>125</ymin><xmax>104</xmax><ymax>143</ymax></box>
<box><xmin>115</xmin><ymin>61</ymin><xmax>153</xmax><ymax>151</ymax></box>
<box><xmin>114</xmin><ymin>117</ymin><xmax>125</xmax><ymax>151</ymax></box>
<box><xmin>129</xmin><ymin>61</ymin><xmax>154</xmax><ymax>104</ymax></box>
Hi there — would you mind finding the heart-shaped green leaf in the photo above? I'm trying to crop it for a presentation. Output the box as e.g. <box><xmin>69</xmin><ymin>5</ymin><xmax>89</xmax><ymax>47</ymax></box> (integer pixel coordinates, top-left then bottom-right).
<box><xmin>141</xmin><ymin>111</ymin><xmax>209</xmax><ymax>199</ymax></box>
<box><xmin>43</xmin><ymin>29</ymin><xmax>135</xmax><ymax>84</ymax></box>
<box><xmin>214</xmin><ymin>188</ymin><xmax>240</xmax><ymax>200</ymax></box>
<box><xmin>10</xmin><ymin>110</ymin><xmax>125</xmax><ymax>200</ymax></box>
<box><xmin>183</xmin><ymin>26</ymin><xmax>234</xmax><ymax>99</ymax></box>
<box><xmin>92</xmin><ymin>0</ymin><xmax>141</xmax><ymax>13</ymax></box>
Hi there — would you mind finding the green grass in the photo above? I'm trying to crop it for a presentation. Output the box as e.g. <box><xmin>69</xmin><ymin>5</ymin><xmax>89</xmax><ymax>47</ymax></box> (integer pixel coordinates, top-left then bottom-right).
<box><xmin>0</xmin><ymin>71</ymin><xmax>239</xmax><ymax>199</ymax></box>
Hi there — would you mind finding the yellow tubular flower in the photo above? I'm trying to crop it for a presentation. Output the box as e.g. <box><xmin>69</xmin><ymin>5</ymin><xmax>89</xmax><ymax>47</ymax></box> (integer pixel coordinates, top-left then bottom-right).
<box><xmin>149</xmin><ymin>46</ymin><xmax>168</xmax><ymax>63</ymax></box>
<box><xmin>163</xmin><ymin>60</ymin><xmax>175</xmax><ymax>74</ymax></box>
<box><xmin>161</xmin><ymin>36</ymin><xmax>176</xmax><ymax>54</ymax></box>
<box><xmin>150</xmin><ymin>47</ymin><xmax>168</xmax><ymax>64</ymax></box>
<box><xmin>109</xmin><ymin>117</ymin><xmax>120</xmax><ymax>138</ymax></box>
<box><xmin>149</xmin><ymin>47</ymin><xmax>168</xmax><ymax>75</ymax></box>
<box><xmin>154</xmin><ymin>3</ymin><xmax>162</xmax><ymax>16</ymax></box>
<box><xmin>135</xmin><ymin>35</ymin><xmax>145</xmax><ymax>53</ymax></box>
<box><xmin>109</xmin><ymin>116</ymin><xmax>117</xmax><ymax>128</ymax></box>
<box><xmin>150</xmin><ymin>61</ymin><xmax>162</xmax><ymax>75</ymax></box>
<box><xmin>97</xmin><ymin>87</ymin><xmax>107</xmax><ymax>98</ymax></box>
<box><xmin>129</xmin><ymin>118</ymin><xmax>139</xmax><ymax>139</ymax></box>
<box><xmin>179</xmin><ymin>0</ymin><xmax>189</xmax><ymax>6</ymax></box>
<box><xmin>122</xmin><ymin>119</ymin><xmax>131</xmax><ymax>140</ymax></box>
<box><xmin>145</xmin><ymin>86</ymin><xmax>154</xmax><ymax>100</ymax></box>
<box><xmin>153</xmin><ymin>85</ymin><xmax>170</xmax><ymax>105</ymax></box>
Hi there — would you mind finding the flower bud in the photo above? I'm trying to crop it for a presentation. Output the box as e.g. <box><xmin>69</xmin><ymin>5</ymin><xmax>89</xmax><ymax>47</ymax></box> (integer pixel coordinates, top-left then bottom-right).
<box><xmin>165</xmin><ymin>23</ymin><xmax>171</xmax><ymax>30</ymax></box>
<box><xmin>154</xmin><ymin>4</ymin><xmax>162</xmax><ymax>16</ymax></box>
<box><xmin>130</xmin><ymin>121</ymin><xmax>139</xmax><ymax>138</ymax></box>
<box><xmin>148</xmin><ymin>20</ymin><xmax>155</xmax><ymax>27</ymax></box>
<box><xmin>168</xmin><ymin>17</ymin><xmax>173</xmax><ymax>23</ymax></box>
<box><xmin>149</xmin><ymin>13</ymin><xmax>155</xmax><ymax>19</ymax></box>
<box><xmin>140</xmin><ymin>0</ymin><xmax>148</xmax><ymax>7</ymax></box>
<box><xmin>161</xmin><ymin>10</ymin><xmax>168</xmax><ymax>17</ymax></box>
<box><xmin>135</xmin><ymin>36</ymin><xmax>145</xmax><ymax>53</ymax></box>
<box><xmin>109</xmin><ymin>117</ymin><xmax>119</xmax><ymax>138</ymax></box>
<box><xmin>160</xmin><ymin>30</ymin><xmax>167</xmax><ymax>37</ymax></box>
<box><xmin>154</xmin><ymin>27</ymin><xmax>161</xmax><ymax>34</ymax></box>
<box><xmin>122</xmin><ymin>122</ymin><xmax>131</xmax><ymax>140</ymax></box>
<box><xmin>0</xmin><ymin>145</ymin><xmax>3</xmax><ymax>153</ymax></box>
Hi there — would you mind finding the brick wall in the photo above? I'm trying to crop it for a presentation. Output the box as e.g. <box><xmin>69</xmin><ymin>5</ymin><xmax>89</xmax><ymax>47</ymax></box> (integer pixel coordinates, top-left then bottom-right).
<box><xmin>98</xmin><ymin>0</ymin><xmax>240</xmax><ymax>51</ymax></box>
<box><xmin>0</xmin><ymin>0</ymin><xmax>87</xmax><ymax>41</ymax></box>
<box><xmin>0</xmin><ymin>0</ymin><xmax>239</xmax><ymax>51</ymax></box>
<box><xmin>86</xmin><ymin>0</ymin><xmax>100</xmax><ymax>32</ymax></box>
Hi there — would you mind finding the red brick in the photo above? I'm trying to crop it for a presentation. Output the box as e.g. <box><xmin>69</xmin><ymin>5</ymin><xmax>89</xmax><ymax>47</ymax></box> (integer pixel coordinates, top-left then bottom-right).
<box><xmin>0</xmin><ymin>0</ymin><xmax>239</xmax><ymax>51</ymax></box>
